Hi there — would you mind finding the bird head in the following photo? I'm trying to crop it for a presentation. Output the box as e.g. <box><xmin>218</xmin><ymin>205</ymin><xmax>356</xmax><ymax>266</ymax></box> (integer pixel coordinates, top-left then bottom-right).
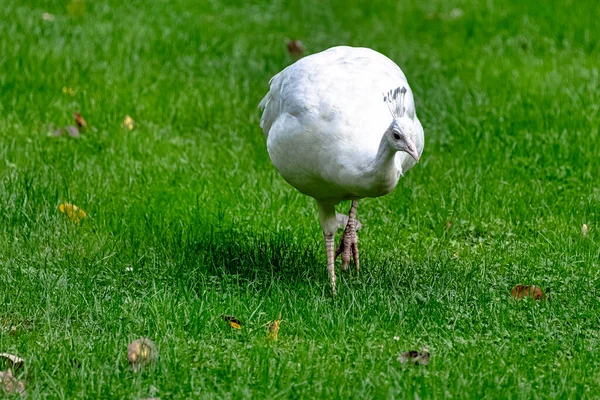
<box><xmin>386</xmin><ymin>117</ymin><xmax>420</xmax><ymax>163</ymax></box>
<box><xmin>383</xmin><ymin>86</ymin><xmax>420</xmax><ymax>162</ymax></box>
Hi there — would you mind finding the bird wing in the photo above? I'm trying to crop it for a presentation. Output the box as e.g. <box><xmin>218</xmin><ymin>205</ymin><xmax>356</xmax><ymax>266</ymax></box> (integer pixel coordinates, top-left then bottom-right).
<box><xmin>259</xmin><ymin>46</ymin><xmax>416</xmax><ymax>144</ymax></box>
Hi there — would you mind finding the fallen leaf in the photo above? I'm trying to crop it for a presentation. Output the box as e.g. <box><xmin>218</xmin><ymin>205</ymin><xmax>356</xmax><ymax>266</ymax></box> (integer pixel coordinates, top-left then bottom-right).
<box><xmin>0</xmin><ymin>354</ymin><xmax>26</xmax><ymax>397</ymax></box>
<box><xmin>399</xmin><ymin>350</ymin><xmax>430</xmax><ymax>365</ymax></box>
<box><xmin>62</xmin><ymin>86</ymin><xmax>77</xmax><ymax>96</ymax></box>
<box><xmin>445</xmin><ymin>221</ymin><xmax>452</xmax><ymax>230</ymax></box>
<box><xmin>582</xmin><ymin>224</ymin><xmax>588</xmax><ymax>237</ymax></box>
<box><xmin>285</xmin><ymin>39</ymin><xmax>304</xmax><ymax>59</ymax></box>
<box><xmin>0</xmin><ymin>369</ymin><xmax>26</xmax><ymax>397</ymax></box>
<box><xmin>221</xmin><ymin>315</ymin><xmax>242</xmax><ymax>330</ymax></box>
<box><xmin>268</xmin><ymin>314</ymin><xmax>281</xmax><ymax>341</ymax></box>
<box><xmin>67</xmin><ymin>0</ymin><xmax>86</xmax><ymax>17</ymax></box>
<box><xmin>123</xmin><ymin>115</ymin><xmax>135</xmax><ymax>130</ymax></box>
<box><xmin>0</xmin><ymin>354</ymin><xmax>24</xmax><ymax>372</ymax></box>
<box><xmin>127</xmin><ymin>338</ymin><xmax>157</xmax><ymax>371</ymax></box>
<box><xmin>59</xmin><ymin>203</ymin><xmax>87</xmax><ymax>222</ymax></box>
<box><xmin>74</xmin><ymin>112</ymin><xmax>87</xmax><ymax>129</ymax></box>
<box><xmin>511</xmin><ymin>284</ymin><xmax>544</xmax><ymax>300</ymax></box>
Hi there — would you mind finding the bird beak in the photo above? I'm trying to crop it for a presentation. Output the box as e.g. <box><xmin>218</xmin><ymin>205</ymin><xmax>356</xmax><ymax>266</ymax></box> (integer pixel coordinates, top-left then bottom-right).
<box><xmin>405</xmin><ymin>139</ymin><xmax>420</xmax><ymax>163</ymax></box>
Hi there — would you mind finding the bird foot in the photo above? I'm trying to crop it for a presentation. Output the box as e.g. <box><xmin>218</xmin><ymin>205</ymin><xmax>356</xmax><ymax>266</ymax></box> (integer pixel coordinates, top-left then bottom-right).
<box><xmin>336</xmin><ymin>201</ymin><xmax>360</xmax><ymax>273</ymax></box>
<box><xmin>336</xmin><ymin>226</ymin><xmax>359</xmax><ymax>272</ymax></box>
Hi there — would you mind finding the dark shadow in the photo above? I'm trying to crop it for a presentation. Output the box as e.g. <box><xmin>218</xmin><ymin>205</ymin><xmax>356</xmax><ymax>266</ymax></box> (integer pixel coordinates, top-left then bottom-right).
<box><xmin>175</xmin><ymin>230</ymin><xmax>325</xmax><ymax>289</ymax></box>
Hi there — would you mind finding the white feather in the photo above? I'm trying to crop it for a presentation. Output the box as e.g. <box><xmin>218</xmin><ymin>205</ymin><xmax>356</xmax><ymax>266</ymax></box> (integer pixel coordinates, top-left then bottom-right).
<box><xmin>259</xmin><ymin>46</ymin><xmax>424</xmax><ymax>203</ymax></box>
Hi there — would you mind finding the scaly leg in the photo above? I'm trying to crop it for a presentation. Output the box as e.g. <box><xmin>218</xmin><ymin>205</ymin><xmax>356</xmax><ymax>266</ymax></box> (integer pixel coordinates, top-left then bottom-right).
<box><xmin>324</xmin><ymin>233</ymin><xmax>336</xmax><ymax>294</ymax></box>
<box><xmin>318</xmin><ymin>201</ymin><xmax>339</xmax><ymax>293</ymax></box>
<box><xmin>336</xmin><ymin>200</ymin><xmax>359</xmax><ymax>272</ymax></box>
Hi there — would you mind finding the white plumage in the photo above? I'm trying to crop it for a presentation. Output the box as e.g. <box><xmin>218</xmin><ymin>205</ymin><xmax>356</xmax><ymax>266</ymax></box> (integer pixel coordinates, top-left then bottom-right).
<box><xmin>259</xmin><ymin>46</ymin><xmax>424</xmax><ymax>292</ymax></box>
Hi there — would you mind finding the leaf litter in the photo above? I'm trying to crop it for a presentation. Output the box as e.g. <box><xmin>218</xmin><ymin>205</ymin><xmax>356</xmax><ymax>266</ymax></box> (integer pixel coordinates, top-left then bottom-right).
<box><xmin>285</xmin><ymin>39</ymin><xmax>305</xmax><ymax>59</ymax></box>
<box><xmin>59</xmin><ymin>203</ymin><xmax>87</xmax><ymax>222</ymax></box>
<box><xmin>221</xmin><ymin>315</ymin><xmax>242</xmax><ymax>330</ymax></box>
<box><xmin>267</xmin><ymin>314</ymin><xmax>282</xmax><ymax>341</ymax></box>
<box><xmin>511</xmin><ymin>284</ymin><xmax>544</xmax><ymax>300</ymax></box>
<box><xmin>128</xmin><ymin>338</ymin><xmax>157</xmax><ymax>372</ymax></box>
<box><xmin>0</xmin><ymin>353</ymin><xmax>26</xmax><ymax>397</ymax></box>
<box><xmin>50</xmin><ymin>112</ymin><xmax>87</xmax><ymax>137</ymax></box>
<box><xmin>398</xmin><ymin>349</ymin><xmax>430</xmax><ymax>365</ymax></box>
<box><xmin>123</xmin><ymin>115</ymin><xmax>135</xmax><ymax>130</ymax></box>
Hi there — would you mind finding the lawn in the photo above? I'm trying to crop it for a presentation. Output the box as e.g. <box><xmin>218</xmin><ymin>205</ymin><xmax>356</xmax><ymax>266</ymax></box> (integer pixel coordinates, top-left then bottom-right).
<box><xmin>1</xmin><ymin>0</ymin><xmax>600</xmax><ymax>398</ymax></box>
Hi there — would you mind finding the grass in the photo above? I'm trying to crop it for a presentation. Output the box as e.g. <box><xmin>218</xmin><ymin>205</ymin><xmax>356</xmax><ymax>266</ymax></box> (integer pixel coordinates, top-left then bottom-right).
<box><xmin>1</xmin><ymin>0</ymin><xmax>600</xmax><ymax>398</ymax></box>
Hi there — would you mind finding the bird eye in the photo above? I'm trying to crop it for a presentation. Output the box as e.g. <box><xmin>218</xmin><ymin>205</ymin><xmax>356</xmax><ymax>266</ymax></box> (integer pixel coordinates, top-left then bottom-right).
<box><xmin>393</xmin><ymin>131</ymin><xmax>401</xmax><ymax>140</ymax></box>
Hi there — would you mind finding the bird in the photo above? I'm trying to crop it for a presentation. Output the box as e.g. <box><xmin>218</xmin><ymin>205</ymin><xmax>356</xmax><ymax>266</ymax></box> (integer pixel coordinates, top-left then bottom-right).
<box><xmin>259</xmin><ymin>46</ymin><xmax>424</xmax><ymax>293</ymax></box>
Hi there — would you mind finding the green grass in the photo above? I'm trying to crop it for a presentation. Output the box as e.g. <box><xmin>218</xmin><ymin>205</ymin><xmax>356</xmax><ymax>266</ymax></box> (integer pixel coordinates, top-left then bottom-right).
<box><xmin>1</xmin><ymin>0</ymin><xmax>600</xmax><ymax>398</ymax></box>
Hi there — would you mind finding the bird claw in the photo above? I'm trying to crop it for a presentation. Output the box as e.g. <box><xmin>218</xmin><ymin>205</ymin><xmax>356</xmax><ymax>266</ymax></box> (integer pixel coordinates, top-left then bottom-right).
<box><xmin>336</xmin><ymin>223</ymin><xmax>359</xmax><ymax>273</ymax></box>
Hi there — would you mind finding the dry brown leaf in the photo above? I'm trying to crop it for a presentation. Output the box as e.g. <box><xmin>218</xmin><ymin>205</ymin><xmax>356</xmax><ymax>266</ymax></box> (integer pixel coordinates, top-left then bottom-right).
<box><xmin>0</xmin><ymin>369</ymin><xmax>26</xmax><ymax>397</ymax></box>
<box><xmin>445</xmin><ymin>221</ymin><xmax>452</xmax><ymax>230</ymax></box>
<box><xmin>221</xmin><ymin>315</ymin><xmax>242</xmax><ymax>330</ymax></box>
<box><xmin>59</xmin><ymin>203</ymin><xmax>87</xmax><ymax>222</ymax></box>
<box><xmin>268</xmin><ymin>314</ymin><xmax>282</xmax><ymax>341</ymax></box>
<box><xmin>74</xmin><ymin>112</ymin><xmax>87</xmax><ymax>129</ymax></box>
<box><xmin>285</xmin><ymin>39</ymin><xmax>304</xmax><ymax>59</ymax></box>
<box><xmin>399</xmin><ymin>350</ymin><xmax>430</xmax><ymax>365</ymax></box>
<box><xmin>511</xmin><ymin>284</ymin><xmax>544</xmax><ymax>300</ymax></box>
<box><xmin>123</xmin><ymin>115</ymin><xmax>135</xmax><ymax>130</ymax></box>
<box><xmin>127</xmin><ymin>338</ymin><xmax>157</xmax><ymax>371</ymax></box>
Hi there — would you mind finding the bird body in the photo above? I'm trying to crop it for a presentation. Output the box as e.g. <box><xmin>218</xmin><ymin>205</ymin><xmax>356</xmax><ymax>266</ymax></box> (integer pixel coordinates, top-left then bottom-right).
<box><xmin>259</xmin><ymin>46</ymin><xmax>424</xmax><ymax>291</ymax></box>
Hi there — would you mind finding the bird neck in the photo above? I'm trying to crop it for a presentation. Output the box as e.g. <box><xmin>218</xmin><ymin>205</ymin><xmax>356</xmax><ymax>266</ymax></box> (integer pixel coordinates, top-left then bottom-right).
<box><xmin>364</xmin><ymin>136</ymin><xmax>400</xmax><ymax>191</ymax></box>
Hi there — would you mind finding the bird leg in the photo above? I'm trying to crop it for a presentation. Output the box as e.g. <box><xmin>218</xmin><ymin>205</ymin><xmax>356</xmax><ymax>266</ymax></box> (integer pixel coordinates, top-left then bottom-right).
<box><xmin>336</xmin><ymin>200</ymin><xmax>359</xmax><ymax>272</ymax></box>
<box><xmin>318</xmin><ymin>202</ymin><xmax>339</xmax><ymax>294</ymax></box>
<box><xmin>324</xmin><ymin>233</ymin><xmax>336</xmax><ymax>294</ymax></box>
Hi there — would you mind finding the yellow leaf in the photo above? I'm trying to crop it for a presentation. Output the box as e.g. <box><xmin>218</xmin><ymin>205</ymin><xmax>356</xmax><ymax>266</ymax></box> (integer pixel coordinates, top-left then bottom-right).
<box><xmin>62</xmin><ymin>87</ymin><xmax>77</xmax><ymax>96</ymax></box>
<box><xmin>67</xmin><ymin>0</ymin><xmax>85</xmax><ymax>17</ymax></box>
<box><xmin>123</xmin><ymin>115</ymin><xmax>135</xmax><ymax>130</ymax></box>
<box><xmin>221</xmin><ymin>315</ymin><xmax>242</xmax><ymax>330</ymax></box>
<box><xmin>59</xmin><ymin>203</ymin><xmax>87</xmax><ymax>222</ymax></box>
<box><xmin>268</xmin><ymin>313</ymin><xmax>281</xmax><ymax>341</ymax></box>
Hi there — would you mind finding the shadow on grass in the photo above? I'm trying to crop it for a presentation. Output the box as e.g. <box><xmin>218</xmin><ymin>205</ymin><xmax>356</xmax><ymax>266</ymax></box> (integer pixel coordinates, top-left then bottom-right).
<box><xmin>145</xmin><ymin>224</ymin><xmax>432</xmax><ymax>295</ymax></box>
<box><xmin>178</xmin><ymin>230</ymin><xmax>325</xmax><ymax>288</ymax></box>
<box><xmin>172</xmin><ymin>231</ymin><xmax>431</xmax><ymax>296</ymax></box>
